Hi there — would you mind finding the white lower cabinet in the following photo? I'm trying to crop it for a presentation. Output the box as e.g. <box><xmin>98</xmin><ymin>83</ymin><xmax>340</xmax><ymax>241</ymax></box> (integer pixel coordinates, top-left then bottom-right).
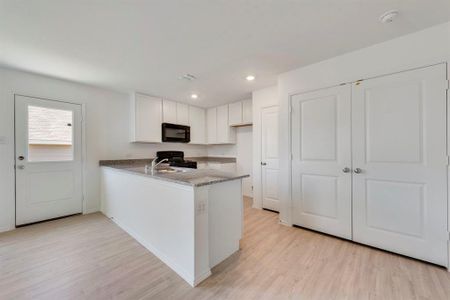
<box><xmin>291</xmin><ymin>64</ymin><xmax>448</xmax><ymax>266</ymax></box>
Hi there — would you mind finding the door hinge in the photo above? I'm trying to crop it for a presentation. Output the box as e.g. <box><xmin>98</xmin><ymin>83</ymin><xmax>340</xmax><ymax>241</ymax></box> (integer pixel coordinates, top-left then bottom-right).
<box><xmin>445</xmin><ymin>80</ymin><xmax>449</xmax><ymax>91</ymax></box>
<box><xmin>289</xmin><ymin>105</ymin><xmax>292</xmax><ymax>113</ymax></box>
<box><xmin>446</xmin><ymin>156</ymin><xmax>450</xmax><ymax>166</ymax></box>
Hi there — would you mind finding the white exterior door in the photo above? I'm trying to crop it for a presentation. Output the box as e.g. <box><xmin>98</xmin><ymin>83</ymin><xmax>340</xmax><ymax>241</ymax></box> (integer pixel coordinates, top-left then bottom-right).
<box><xmin>261</xmin><ymin>106</ymin><xmax>280</xmax><ymax>211</ymax></box>
<box><xmin>15</xmin><ymin>95</ymin><xmax>83</xmax><ymax>226</ymax></box>
<box><xmin>352</xmin><ymin>64</ymin><xmax>448</xmax><ymax>266</ymax></box>
<box><xmin>291</xmin><ymin>85</ymin><xmax>352</xmax><ymax>239</ymax></box>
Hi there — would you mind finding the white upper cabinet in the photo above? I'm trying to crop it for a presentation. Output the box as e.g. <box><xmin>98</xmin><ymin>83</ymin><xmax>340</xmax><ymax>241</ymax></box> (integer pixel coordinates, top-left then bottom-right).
<box><xmin>216</xmin><ymin>105</ymin><xmax>229</xmax><ymax>142</ymax></box>
<box><xmin>228</xmin><ymin>99</ymin><xmax>252</xmax><ymax>126</ymax></box>
<box><xmin>130</xmin><ymin>93</ymin><xmax>162</xmax><ymax>143</ymax></box>
<box><xmin>131</xmin><ymin>93</ymin><xmax>237</xmax><ymax>145</ymax></box>
<box><xmin>207</xmin><ymin>107</ymin><xmax>217</xmax><ymax>144</ymax></box>
<box><xmin>217</xmin><ymin>105</ymin><xmax>236</xmax><ymax>144</ymax></box>
<box><xmin>189</xmin><ymin>105</ymin><xmax>206</xmax><ymax>144</ymax></box>
<box><xmin>228</xmin><ymin>102</ymin><xmax>242</xmax><ymax>126</ymax></box>
<box><xmin>163</xmin><ymin>100</ymin><xmax>190</xmax><ymax>125</ymax></box>
<box><xmin>177</xmin><ymin>103</ymin><xmax>189</xmax><ymax>125</ymax></box>
<box><xmin>162</xmin><ymin>100</ymin><xmax>177</xmax><ymax>124</ymax></box>
<box><xmin>242</xmin><ymin>99</ymin><xmax>252</xmax><ymax>124</ymax></box>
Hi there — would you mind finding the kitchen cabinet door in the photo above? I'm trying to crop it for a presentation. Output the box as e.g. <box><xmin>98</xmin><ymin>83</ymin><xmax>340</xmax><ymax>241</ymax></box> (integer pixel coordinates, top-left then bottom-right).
<box><xmin>177</xmin><ymin>103</ymin><xmax>189</xmax><ymax>125</ymax></box>
<box><xmin>189</xmin><ymin>106</ymin><xmax>206</xmax><ymax>144</ymax></box>
<box><xmin>228</xmin><ymin>102</ymin><xmax>242</xmax><ymax>126</ymax></box>
<box><xmin>163</xmin><ymin>100</ymin><xmax>177</xmax><ymax>124</ymax></box>
<box><xmin>131</xmin><ymin>93</ymin><xmax>162</xmax><ymax>143</ymax></box>
<box><xmin>242</xmin><ymin>99</ymin><xmax>252</xmax><ymax>124</ymax></box>
<box><xmin>207</xmin><ymin>107</ymin><xmax>217</xmax><ymax>144</ymax></box>
<box><xmin>217</xmin><ymin>105</ymin><xmax>235</xmax><ymax>143</ymax></box>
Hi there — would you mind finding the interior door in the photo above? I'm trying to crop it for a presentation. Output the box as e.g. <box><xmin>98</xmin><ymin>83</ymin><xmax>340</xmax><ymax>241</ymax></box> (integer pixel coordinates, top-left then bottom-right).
<box><xmin>261</xmin><ymin>106</ymin><xmax>280</xmax><ymax>211</ymax></box>
<box><xmin>15</xmin><ymin>95</ymin><xmax>83</xmax><ymax>226</ymax></box>
<box><xmin>291</xmin><ymin>85</ymin><xmax>352</xmax><ymax>239</ymax></box>
<box><xmin>352</xmin><ymin>64</ymin><xmax>448</xmax><ymax>266</ymax></box>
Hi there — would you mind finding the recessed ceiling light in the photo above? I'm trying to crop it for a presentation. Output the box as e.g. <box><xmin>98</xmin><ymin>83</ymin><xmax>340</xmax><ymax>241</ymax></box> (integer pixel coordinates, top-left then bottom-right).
<box><xmin>246</xmin><ymin>75</ymin><xmax>255</xmax><ymax>81</ymax></box>
<box><xmin>379</xmin><ymin>10</ymin><xmax>399</xmax><ymax>23</ymax></box>
<box><xmin>191</xmin><ymin>94</ymin><xmax>198</xmax><ymax>99</ymax></box>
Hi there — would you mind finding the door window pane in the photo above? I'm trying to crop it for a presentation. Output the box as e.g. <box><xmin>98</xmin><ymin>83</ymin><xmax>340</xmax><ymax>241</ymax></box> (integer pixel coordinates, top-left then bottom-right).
<box><xmin>28</xmin><ymin>106</ymin><xmax>74</xmax><ymax>162</ymax></box>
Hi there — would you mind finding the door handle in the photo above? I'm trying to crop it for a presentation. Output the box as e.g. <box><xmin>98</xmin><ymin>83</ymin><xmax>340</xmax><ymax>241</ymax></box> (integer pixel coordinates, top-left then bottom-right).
<box><xmin>18</xmin><ymin>156</ymin><xmax>25</xmax><ymax>161</ymax></box>
<box><xmin>261</xmin><ymin>162</ymin><xmax>267</xmax><ymax>166</ymax></box>
<box><xmin>342</xmin><ymin>167</ymin><xmax>351</xmax><ymax>173</ymax></box>
<box><xmin>17</xmin><ymin>165</ymin><xmax>25</xmax><ymax>170</ymax></box>
<box><xmin>354</xmin><ymin>168</ymin><xmax>362</xmax><ymax>174</ymax></box>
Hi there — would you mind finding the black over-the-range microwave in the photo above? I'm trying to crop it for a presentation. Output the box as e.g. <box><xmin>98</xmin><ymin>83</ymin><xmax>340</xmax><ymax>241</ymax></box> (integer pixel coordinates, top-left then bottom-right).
<box><xmin>161</xmin><ymin>123</ymin><xmax>190</xmax><ymax>143</ymax></box>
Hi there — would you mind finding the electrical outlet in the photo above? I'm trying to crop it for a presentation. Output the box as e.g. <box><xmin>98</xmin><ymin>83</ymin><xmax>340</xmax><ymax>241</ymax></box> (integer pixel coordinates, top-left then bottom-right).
<box><xmin>196</xmin><ymin>201</ymin><xmax>207</xmax><ymax>215</ymax></box>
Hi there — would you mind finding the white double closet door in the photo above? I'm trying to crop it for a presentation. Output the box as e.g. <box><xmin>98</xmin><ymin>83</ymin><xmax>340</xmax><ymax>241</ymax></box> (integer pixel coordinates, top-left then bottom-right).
<box><xmin>291</xmin><ymin>64</ymin><xmax>448</xmax><ymax>266</ymax></box>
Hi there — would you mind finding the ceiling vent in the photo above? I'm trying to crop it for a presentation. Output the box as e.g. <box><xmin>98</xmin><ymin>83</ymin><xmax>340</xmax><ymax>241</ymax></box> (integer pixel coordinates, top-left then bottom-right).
<box><xmin>379</xmin><ymin>10</ymin><xmax>399</xmax><ymax>23</ymax></box>
<box><xmin>179</xmin><ymin>74</ymin><xmax>197</xmax><ymax>81</ymax></box>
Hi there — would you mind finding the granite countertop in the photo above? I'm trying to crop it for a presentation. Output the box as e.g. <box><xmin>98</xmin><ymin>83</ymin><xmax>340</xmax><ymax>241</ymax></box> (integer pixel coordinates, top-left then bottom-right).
<box><xmin>99</xmin><ymin>160</ymin><xmax>248</xmax><ymax>187</ymax></box>
<box><xmin>99</xmin><ymin>157</ymin><xmax>236</xmax><ymax>166</ymax></box>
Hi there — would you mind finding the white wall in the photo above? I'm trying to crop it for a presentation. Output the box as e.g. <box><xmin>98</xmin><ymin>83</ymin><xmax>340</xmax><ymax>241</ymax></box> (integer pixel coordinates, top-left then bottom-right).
<box><xmin>252</xmin><ymin>86</ymin><xmax>279</xmax><ymax>209</ymax></box>
<box><xmin>207</xmin><ymin>144</ymin><xmax>236</xmax><ymax>157</ymax></box>
<box><xmin>0</xmin><ymin>67</ymin><xmax>206</xmax><ymax>232</ymax></box>
<box><xmin>278</xmin><ymin>22</ymin><xmax>450</xmax><ymax>225</ymax></box>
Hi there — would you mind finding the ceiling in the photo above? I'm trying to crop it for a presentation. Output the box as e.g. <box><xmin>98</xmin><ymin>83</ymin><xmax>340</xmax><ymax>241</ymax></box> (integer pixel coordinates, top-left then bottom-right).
<box><xmin>1</xmin><ymin>1</ymin><xmax>450</xmax><ymax>107</ymax></box>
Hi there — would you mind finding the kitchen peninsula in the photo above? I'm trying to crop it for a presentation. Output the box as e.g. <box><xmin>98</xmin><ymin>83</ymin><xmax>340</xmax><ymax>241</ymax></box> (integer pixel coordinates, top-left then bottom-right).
<box><xmin>100</xmin><ymin>159</ymin><xmax>248</xmax><ymax>286</ymax></box>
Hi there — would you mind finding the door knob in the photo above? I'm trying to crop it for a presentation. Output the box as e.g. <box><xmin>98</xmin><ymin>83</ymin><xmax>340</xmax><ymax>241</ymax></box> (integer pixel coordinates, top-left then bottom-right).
<box><xmin>354</xmin><ymin>168</ymin><xmax>362</xmax><ymax>174</ymax></box>
<box><xmin>261</xmin><ymin>162</ymin><xmax>267</xmax><ymax>166</ymax></box>
<box><xmin>18</xmin><ymin>156</ymin><xmax>24</xmax><ymax>161</ymax></box>
<box><xmin>342</xmin><ymin>167</ymin><xmax>351</xmax><ymax>173</ymax></box>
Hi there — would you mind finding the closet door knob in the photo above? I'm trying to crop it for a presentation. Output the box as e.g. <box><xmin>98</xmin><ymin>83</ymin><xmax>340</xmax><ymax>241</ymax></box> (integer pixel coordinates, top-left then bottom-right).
<box><xmin>354</xmin><ymin>168</ymin><xmax>362</xmax><ymax>174</ymax></box>
<box><xmin>342</xmin><ymin>167</ymin><xmax>351</xmax><ymax>173</ymax></box>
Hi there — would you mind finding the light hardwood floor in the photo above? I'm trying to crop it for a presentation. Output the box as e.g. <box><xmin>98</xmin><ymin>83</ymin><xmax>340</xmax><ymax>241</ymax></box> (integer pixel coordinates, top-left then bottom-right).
<box><xmin>1</xmin><ymin>197</ymin><xmax>450</xmax><ymax>300</ymax></box>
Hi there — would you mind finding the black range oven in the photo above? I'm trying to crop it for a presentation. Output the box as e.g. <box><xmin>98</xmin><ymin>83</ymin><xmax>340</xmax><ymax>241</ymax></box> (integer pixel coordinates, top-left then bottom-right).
<box><xmin>161</xmin><ymin>123</ymin><xmax>190</xmax><ymax>143</ymax></box>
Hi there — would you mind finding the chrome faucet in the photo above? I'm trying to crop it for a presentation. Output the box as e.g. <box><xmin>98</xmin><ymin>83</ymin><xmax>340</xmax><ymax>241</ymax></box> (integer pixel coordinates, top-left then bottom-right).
<box><xmin>146</xmin><ymin>157</ymin><xmax>169</xmax><ymax>175</ymax></box>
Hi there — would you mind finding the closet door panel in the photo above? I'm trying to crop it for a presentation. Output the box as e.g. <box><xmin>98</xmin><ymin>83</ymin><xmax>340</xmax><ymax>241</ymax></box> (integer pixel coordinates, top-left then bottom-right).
<box><xmin>291</xmin><ymin>84</ymin><xmax>352</xmax><ymax>239</ymax></box>
<box><xmin>352</xmin><ymin>64</ymin><xmax>448</xmax><ymax>266</ymax></box>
